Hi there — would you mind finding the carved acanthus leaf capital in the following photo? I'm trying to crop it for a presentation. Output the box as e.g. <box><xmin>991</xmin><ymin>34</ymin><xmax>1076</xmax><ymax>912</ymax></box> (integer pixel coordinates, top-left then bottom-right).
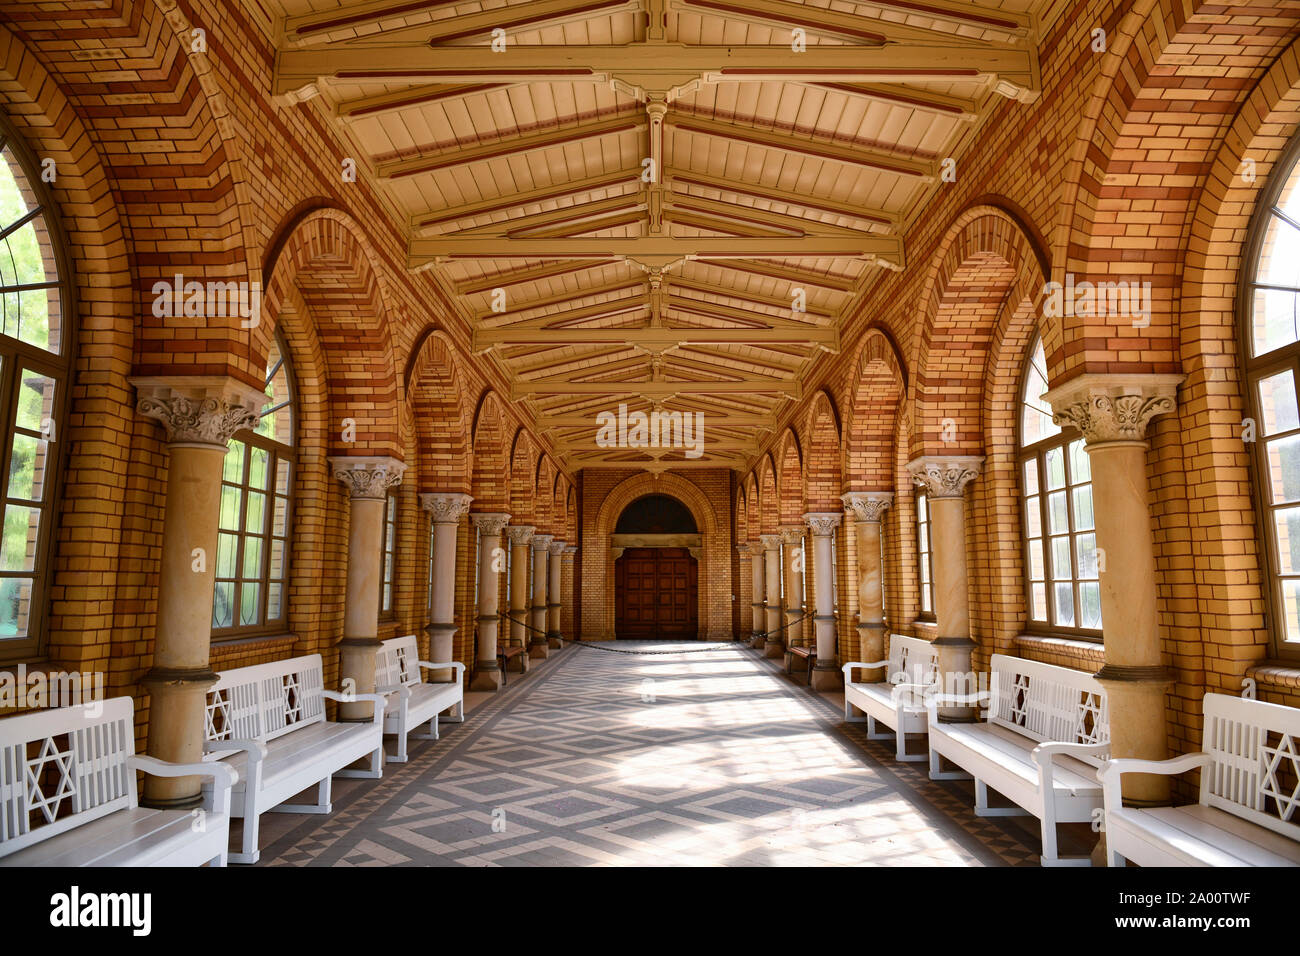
<box><xmin>759</xmin><ymin>533</ymin><xmax>782</xmax><ymax>551</ymax></box>
<box><xmin>133</xmin><ymin>376</ymin><xmax>266</xmax><ymax>448</ymax></box>
<box><xmin>471</xmin><ymin>512</ymin><xmax>512</xmax><ymax>536</ymax></box>
<box><xmin>907</xmin><ymin>456</ymin><xmax>984</xmax><ymax>499</ymax></box>
<box><xmin>779</xmin><ymin>525</ymin><xmax>805</xmax><ymax>546</ymax></box>
<box><xmin>420</xmin><ymin>492</ymin><xmax>473</xmax><ymax>522</ymax></box>
<box><xmin>548</xmin><ymin>539</ymin><xmax>566</xmax><ymax>556</ymax></box>
<box><xmin>532</xmin><ymin>534</ymin><xmax>555</xmax><ymax>551</ymax></box>
<box><xmin>505</xmin><ymin>525</ymin><xmax>535</xmax><ymax>546</ymax></box>
<box><xmin>331</xmin><ymin>456</ymin><xmax>406</xmax><ymax>500</ymax></box>
<box><xmin>841</xmin><ymin>491</ymin><xmax>893</xmax><ymax>523</ymax></box>
<box><xmin>562</xmin><ymin>545</ymin><xmax>578</xmax><ymax>557</ymax></box>
<box><xmin>803</xmin><ymin>512</ymin><xmax>842</xmax><ymax>536</ymax></box>
<box><xmin>736</xmin><ymin>543</ymin><xmax>750</xmax><ymax>554</ymax></box>
<box><xmin>1041</xmin><ymin>374</ymin><xmax>1183</xmax><ymax>444</ymax></box>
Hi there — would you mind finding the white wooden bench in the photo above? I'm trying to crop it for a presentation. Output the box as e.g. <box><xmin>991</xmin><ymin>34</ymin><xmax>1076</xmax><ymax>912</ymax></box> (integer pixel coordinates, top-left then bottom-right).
<box><xmin>0</xmin><ymin>696</ymin><xmax>236</xmax><ymax>867</ymax></box>
<box><xmin>203</xmin><ymin>653</ymin><xmax>386</xmax><ymax>864</ymax></box>
<box><xmin>1100</xmin><ymin>692</ymin><xmax>1300</xmax><ymax>867</ymax></box>
<box><xmin>926</xmin><ymin>653</ymin><xmax>1110</xmax><ymax>866</ymax></box>
<box><xmin>377</xmin><ymin>634</ymin><xmax>465</xmax><ymax>763</ymax></box>
<box><xmin>841</xmin><ymin>634</ymin><xmax>939</xmax><ymax>762</ymax></box>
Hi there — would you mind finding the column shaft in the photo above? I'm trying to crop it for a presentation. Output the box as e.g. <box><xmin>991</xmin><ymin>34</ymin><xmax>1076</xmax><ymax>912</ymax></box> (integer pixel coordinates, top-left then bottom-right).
<box><xmin>547</xmin><ymin>540</ymin><xmax>565</xmax><ymax>647</ymax></box>
<box><xmin>805</xmin><ymin>513</ymin><xmax>843</xmax><ymax>691</ymax></box>
<box><xmin>530</xmin><ymin>535</ymin><xmax>553</xmax><ymax>658</ymax></box>
<box><xmin>506</xmin><ymin>526</ymin><xmax>534</xmax><ymax>672</ymax></box>
<box><xmin>471</xmin><ymin>513</ymin><xmax>510</xmax><ymax>692</ymax></box>
<box><xmin>423</xmin><ymin>493</ymin><xmax>472</xmax><ymax>683</ymax></box>
<box><xmin>762</xmin><ymin>535</ymin><xmax>783</xmax><ymax>653</ymax></box>
<box><xmin>749</xmin><ymin>542</ymin><xmax>765</xmax><ymax>647</ymax></box>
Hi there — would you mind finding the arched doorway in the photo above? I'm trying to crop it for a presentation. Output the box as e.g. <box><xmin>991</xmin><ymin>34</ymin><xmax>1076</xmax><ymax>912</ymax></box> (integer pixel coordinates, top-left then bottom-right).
<box><xmin>612</xmin><ymin>494</ymin><xmax>700</xmax><ymax>640</ymax></box>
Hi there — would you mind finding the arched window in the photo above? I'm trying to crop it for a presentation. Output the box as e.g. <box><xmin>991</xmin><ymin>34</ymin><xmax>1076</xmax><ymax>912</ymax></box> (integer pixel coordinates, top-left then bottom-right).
<box><xmin>213</xmin><ymin>333</ymin><xmax>294</xmax><ymax>637</ymax></box>
<box><xmin>1242</xmin><ymin>135</ymin><xmax>1300</xmax><ymax>657</ymax></box>
<box><xmin>1019</xmin><ymin>335</ymin><xmax>1101</xmax><ymax>637</ymax></box>
<box><xmin>0</xmin><ymin>119</ymin><xmax>73</xmax><ymax>660</ymax></box>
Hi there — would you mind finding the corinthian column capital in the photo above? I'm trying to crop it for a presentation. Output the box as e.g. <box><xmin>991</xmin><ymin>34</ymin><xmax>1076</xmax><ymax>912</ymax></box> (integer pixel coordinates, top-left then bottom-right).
<box><xmin>532</xmin><ymin>534</ymin><xmax>554</xmax><ymax>551</ymax></box>
<box><xmin>505</xmin><ymin>525</ymin><xmax>535</xmax><ymax>546</ymax></box>
<box><xmin>907</xmin><ymin>456</ymin><xmax>983</xmax><ymax>499</ymax></box>
<box><xmin>331</xmin><ymin>456</ymin><xmax>406</xmax><ymax>499</ymax></box>
<box><xmin>736</xmin><ymin>543</ymin><xmax>750</xmax><ymax>554</ymax></box>
<box><xmin>841</xmin><ymin>491</ymin><xmax>893</xmax><ymax>523</ymax></box>
<box><xmin>471</xmin><ymin>512</ymin><xmax>512</xmax><ymax>536</ymax></box>
<box><xmin>1041</xmin><ymin>373</ymin><xmax>1183</xmax><ymax>445</ymax></box>
<box><xmin>803</xmin><ymin>512</ymin><xmax>842</xmax><ymax>537</ymax></box>
<box><xmin>779</xmin><ymin>525</ymin><xmax>805</xmax><ymax>546</ymax></box>
<box><xmin>759</xmin><ymin>533</ymin><xmax>782</xmax><ymax>552</ymax></box>
<box><xmin>548</xmin><ymin>539</ymin><xmax>567</xmax><ymax>556</ymax></box>
<box><xmin>133</xmin><ymin>376</ymin><xmax>266</xmax><ymax>448</ymax></box>
<box><xmin>420</xmin><ymin>492</ymin><xmax>473</xmax><ymax>522</ymax></box>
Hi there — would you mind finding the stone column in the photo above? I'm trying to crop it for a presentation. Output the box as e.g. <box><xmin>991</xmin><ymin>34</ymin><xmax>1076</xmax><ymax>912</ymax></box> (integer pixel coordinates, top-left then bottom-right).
<box><xmin>421</xmin><ymin>492</ymin><xmax>473</xmax><ymax>683</ymax></box>
<box><xmin>561</xmin><ymin>545</ymin><xmax>578</xmax><ymax>639</ymax></box>
<box><xmin>761</xmin><ymin>533</ymin><xmax>783</xmax><ymax>654</ymax></box>
<box><xmin>804</xmin><ymin>512</ymin><xmax>843</xmax><ymax>690</ymax></box>
<box><xmin>735</xmin><ymin>543</ymin><xmax>751</xmax><ymax>642</ymax></box>
<box><xmin>841</xmin><ymin>492</ymin><xmax>893</xmax><ymax>683</ymax></box>
<box><xmin>504</xmin><ymin>525</ymin><xmax>534</xmax><ymax>671</ymax></box>
<box><xmin>907</xmin><ymin>457</ymin><xmax>983</xmax><ymax>721</ymax></box>
<box><xmin>778</xmin><ymin>525</ymin><xmax>805</xmax><ymax>658</ymax></box>
<box><xmin>133</xmin><ymin>376</ymin><xmax>265</xmax><ymax>808</ymax></box>
<box><xmin>470</xmin><ymin>512</ymin><xmax>511</xmax><ymax>691</ymax></box>
<box><xmin>332</xmin><ymin>457</ymin><xmax>407</xmax><ymax>720</ymax></box>
<box><xmin>530</xmin><ymin>534</ymin><xmax>554</xmax><ymax>658</ymax></box>
<box><xmin>749</xmin><ymin>540</ymin><xmax>765</xmax><ymax>647</ymax></box>
<box><xmin>1044</xmin><ymin>374</ymin><xmax>1182</xmax><ymax>806</ymax></box>
<box><xmin>547</xmin><ymin>539</ymin><xmax>566</xmax><ymax>647</ymax></box>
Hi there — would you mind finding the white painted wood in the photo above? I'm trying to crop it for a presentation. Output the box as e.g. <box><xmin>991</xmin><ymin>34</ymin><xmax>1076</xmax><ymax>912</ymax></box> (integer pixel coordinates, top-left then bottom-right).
<box><xmin>841</xmin><ymin>634</ymin><xmax>939</xmax><ymax>761</ymax></box>
<box><xmin>203</xmin><ymin>654</ymin><xmax>386</xmax><ymax>864</ymax></box>
<box><xmin>376</xmin><ymin>635</ymin><xmax>466</xmax><ymax>763</ymax></box>
<box><xmin>1100</xmin><ymin>693</ymin><xmax>1300</xmax><ymax>867</ymax></box>
<box><xmin>0</xmin><ymin>697</ymin><xmax>235</xmax><ymax>867</ymax></box>
<box><xmin>925</xmin><ymin>654</ymin><xmax>1110</xmax><ymax>866</ymax></box>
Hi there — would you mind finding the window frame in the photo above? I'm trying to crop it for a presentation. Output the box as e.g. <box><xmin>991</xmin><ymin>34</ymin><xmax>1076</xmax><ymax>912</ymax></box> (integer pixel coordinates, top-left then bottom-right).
<box><xmin>210</xmin><ymin>330</ymin><xmax>296</xmax><ymax>642</ymax></box>
<box><xmin>915</xmin><ymin>490</ymin><xmax>934</xmax><ymax>621</ymax></box>
<box><xmin>1239</xmin><ymin>129</ymin><xmax>1300</xmax><ymax>661</ymax></box>
<box><xmin>0</xmin><ymin>115</ymin><xmax>77</xmax><ymax>663</ymax></box>
<box><xmin>1017</xmin><ymin>337</ymin><xmax>1102</xmax><ymax>642</ymax></box>
<box><xmin>379</xmin><ymin>488</ymin><xmax>398</xmax><ymax>621</ymax></box>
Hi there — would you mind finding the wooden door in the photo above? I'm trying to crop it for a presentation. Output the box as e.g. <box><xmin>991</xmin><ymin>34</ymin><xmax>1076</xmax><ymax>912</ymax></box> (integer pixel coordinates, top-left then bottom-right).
<box><xmin>614</xmin><ymin>547</ymin><xmax>698</xmax><ymax>639</ymax></box>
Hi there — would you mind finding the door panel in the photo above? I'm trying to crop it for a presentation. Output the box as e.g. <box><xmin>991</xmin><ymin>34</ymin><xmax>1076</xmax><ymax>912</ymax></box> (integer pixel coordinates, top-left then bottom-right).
<box><xmin>615</xmin><ymin>547</ymin><xmax>698</xmax><ymax>639</ymax></box>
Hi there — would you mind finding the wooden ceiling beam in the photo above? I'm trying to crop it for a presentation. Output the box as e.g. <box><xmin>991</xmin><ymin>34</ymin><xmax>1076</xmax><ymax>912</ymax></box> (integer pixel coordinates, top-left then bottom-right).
<box><xmin>479</xmin><ymin>293</ymin><xmax>647</xmax><ymax>330</ymax></box>
<box><xmin>665</xmin><ymin>192</ymin><xmax>883</xmax><ymax>241</ymax></box>
<box><xmin>703</xmin><ymin>258</ymin><xmax>857</xmax><ymax>293</ymax></box>
<box><xmin>472</xmin><ymin>276</ymin><xmax>644</xmax><ymax>315</ymax></box>
<box><xmin>335</xmin><ymin>82</ymin><xmax>513</xmax><ymax>120</ymax></box>
<box><xmin>512</xmin><ymin>379</ymin><xmax>801</xmax><ymax>398</ymax></box>
<box><xmin>412</xmin><ymin>170</ymin><xmax>638</xmax><ymax>232</ymax></box>
<box><xmin>537</xmin><ymin>412</ymin><xmax>776</xmax><ymax>428</ymax></box>
<box><xmin>669</xmin><ymin>278</ymin><xmax>835</xmax><ymax>317</ymax></box>
<box><xmin>475</xmin><ymin>326</ymin><xmax>838</xmax><ymax>348</ymax></box>
<box><xmin>807</xmin><ymin>82</ymin><xmax>979</xmax><ymax>121</ymax></box>
<box><xmin>674</xmin><ymin>0</ymin><xmax>994</xmax><ymax>47</ymax></box>
<box><xmin>447</xmin><ymin>193</ymin><xmax>643</xmax><ymax>237</ymax></box>
<box><xmin>666</xmin><ymin>170</ymin><xmax>897</xmax><ymax>231</ymax></box>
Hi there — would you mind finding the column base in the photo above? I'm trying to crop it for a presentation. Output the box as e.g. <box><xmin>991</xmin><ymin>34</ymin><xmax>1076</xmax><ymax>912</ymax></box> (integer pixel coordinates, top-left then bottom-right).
<box><xmin>763</xmin><ymin>640</ymin><xmax>785</xmax><ymax>659</ymax></box>
<box><xmin>750</xmin><ymin>634</ymin><xmax>765</xmax><ymax>649</ymax></box>
<box><xmin>810</xmin><ymin>663</ymin><xmax>841</xmax><ymax>692</ymax></box>
<box><xmin>547</xmin><ymin>631</ymin><xmax>562</xmax><ymax>649</ymax></box>
<box><xmin>470</xmin><ymin>662</ymin><xmax>502</xmax><ymax>692</ymax></box>
<box><xmin>529</xmin><ymin>639</ymin><xmax>550</xmax><ymax>660</ymax></box>
<box><xmin>1094</xmin><ymin>664</ymin><xmax>1176</xmax><ymax>806</ymax></box>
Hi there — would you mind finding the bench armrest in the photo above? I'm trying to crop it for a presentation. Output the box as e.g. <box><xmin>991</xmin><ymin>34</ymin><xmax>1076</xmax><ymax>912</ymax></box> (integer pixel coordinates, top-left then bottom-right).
<box><xmin>204</xmin><ymin>737</ymin><xmax>268</xmax><ymax>762</ymax></box>
<box><xmin>321</xmin><ymin>689</ymin><xmax>388</xmax><ymax>724</ymax></box>
<box><xmin>1098</xmin><ymin>752</ymin><xmax>1211</xmax><ymax>813</ymax></box>
<box><xmin>129</xmin><ymin>755</ymin><xmax>239</xmax><ymax>817</ymax></box>
<box><xmin>1031</xmin><ymin>741</ymin><xmax>1110</xmax><ymax>799</ymax></box>
<box><xmin>376</xmin><ymin>682</ymin><xmax>410</xmax><ymax>700</ymax></box>
<box><xmin>418</xmin><ymin>661</ymin><xmax>467</xmax><ymax>683</ymax></box>
<box><xmin>841</xmin><ymin>660</ymin><xmax>888</xmax><ymax>681</ymax></box>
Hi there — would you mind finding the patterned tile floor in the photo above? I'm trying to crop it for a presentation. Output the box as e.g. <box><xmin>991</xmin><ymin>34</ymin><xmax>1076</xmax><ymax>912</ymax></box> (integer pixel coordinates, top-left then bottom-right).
<box><xmin>254</xmin><ymin>642</ymin><xmax>1094</xmax><ymax>866</ymax></box>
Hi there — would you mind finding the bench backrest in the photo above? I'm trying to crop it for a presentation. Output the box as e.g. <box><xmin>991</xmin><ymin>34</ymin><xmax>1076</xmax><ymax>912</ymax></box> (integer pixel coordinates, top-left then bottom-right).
<box><xmin>377</xmin><ymin>635</ymin><xmax>422</xmax><ymax>692</ymax></box>
<box><xmin>1200</xmin><ymin>693</ymin><xmax>1300</xmax><ymax>842</ymax></box>
<box><xmin>989</xmin><ymin>654</ymin><xmax>1109</xmax><ymax>763</ymax></box>
<box><xmin>206</xmin><ymin>654</ymin><xmax>326</xmax><ymax>745</ymax></box>
<box><xmin>0</xmin><ymin>697</ymin><xmax>137</xmax><ymax>857</ymax></box>
<box><xmin>886</xmin><ymin>634</ymin><xmax>940</xmax><ymax>687</ymax></box>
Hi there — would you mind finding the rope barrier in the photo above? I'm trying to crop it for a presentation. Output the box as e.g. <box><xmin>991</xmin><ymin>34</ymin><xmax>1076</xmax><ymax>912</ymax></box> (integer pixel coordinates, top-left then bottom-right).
<box><xmin>494</xmin><ymin>610</ymin><xmax>811</xmax><ymax>655</ymax></box>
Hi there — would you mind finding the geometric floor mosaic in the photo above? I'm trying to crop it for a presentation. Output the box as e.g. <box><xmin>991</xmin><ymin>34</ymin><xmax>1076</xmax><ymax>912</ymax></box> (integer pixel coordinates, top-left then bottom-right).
<box><xmin>256</xmin><ymin>641</ymin><xmax>1092</xmax><ymax>866</ymax></box>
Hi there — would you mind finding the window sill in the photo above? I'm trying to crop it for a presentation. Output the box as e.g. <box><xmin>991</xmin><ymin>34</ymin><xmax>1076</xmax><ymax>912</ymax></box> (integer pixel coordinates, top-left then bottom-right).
<box><xmin>1246</xmin><ymin>660</ymin><xmax>1300</xmax><ymax>691</ymax></box>
<box><xmin>210</xmin><ymin>632</ymin><xmax>299</xmax><ymax>663</ymax></box>
<box><xmin>1015</xmin><ymin>633</ymin><xmax>1105</xmax><ymax>668</ymax></box>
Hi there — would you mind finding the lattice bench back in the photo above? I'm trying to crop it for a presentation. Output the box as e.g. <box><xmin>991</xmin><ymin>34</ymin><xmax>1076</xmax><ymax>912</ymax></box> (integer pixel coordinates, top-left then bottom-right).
<box><xmin>206</xmin><ymin>654</ymin><xmax>327</xmax><ymax>745</ymax></box>
<box><xmin>1201</xmin><ymin>693</ymin><xmax>1300</xmax><ymax>840</ymax></box>
<box><xmin>989</xmin><ymin>654</ymin><xmax>1110</xmax><ymax>766</ymax></box>
<box><xmin>885</xmin><ymin>634</ymin><xmax>940</xmax><ymax>687</ymax></box>
<box><xmin>377</xmin><ymin>636</ymin><xmax>422</xmax><ymax>692</ymax></box>
<box><xmin>0</xmin><ymin>697</ymin><xmax>137</xmax><ymax>857</ymax></box>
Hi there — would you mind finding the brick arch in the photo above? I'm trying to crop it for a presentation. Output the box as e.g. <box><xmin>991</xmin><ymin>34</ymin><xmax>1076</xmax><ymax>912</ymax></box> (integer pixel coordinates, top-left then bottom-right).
<box><xmin>535</xmin><ymin>456</ymin><xmax>555</xmax><ymax>534</ymax></box>
<box><xmin>508</xmin><ymin>430</ymin><xmax>536</xmax><ymax>525</ymax></box>
<box><xmin>263</xmin><ymin>208</ymin><xmax>402</xmax><ymax>459</ymax></box>
<box><xmin>744</xmin><ymin>475</ymin><xmax>760</xmax><ymax>544</ymax></box>
<box><xmin>758</xmin><ymin>454</ymin><xmax>779</xmax><ymax>534</ymax></box>
<box><xmin>912</xmin><ymin>206</ymin><xmax>1048</xmax><ymax>458</ymax></box>
<box><xmin>776</xmin><ymin>429</ymin><xmax>804</xmax><ymax>525</ymax></box>
<box><xmin>845</xmin><ymin>328</ymin><xmax>907</xmax><ymax>488</ymax></box>
<box><xmin>470</xmin><ymin>391</ymin><xmax>509</xmax><ymax>512</ymax></box>
<box><xmin>805</xmin><ymin>390</ymin><xmax>843</xmax><ymax>511</ymax></box>
<box><xmin>735</xmin><ymin>487</ymin><xmax>750</xmax><ymax>543</ymax></box>
<box><xmin>1057</xmin><ymin>0</ymin><xmax>1300</xmax><ymax>378</ymax></box>
<box><xmin>566</xmin><ymin>487</ymin><xmax>577</xmax><ymax>543</ymax></box>
<box><xmin>406</xmin><ymin>330</ymin><xmax>470</xmax><ymax>492</ymax></box>
<box><xmin>585</xmin><ymin>472</ymin><xmax>730</xmax><ymax>640</ymax></box>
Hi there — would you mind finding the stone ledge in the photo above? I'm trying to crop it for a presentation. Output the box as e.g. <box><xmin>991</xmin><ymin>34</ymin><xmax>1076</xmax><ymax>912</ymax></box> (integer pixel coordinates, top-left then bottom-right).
<box><xmin>1015</xmin><ymin>633</ymin><xmax>1105</xmax><ymax>668</ymax></box>
<box><xmin>210</xmin><ymin>632</ymin><xmax>299</xmax><ymax>661</ymax></box>
<box><xmin>1246</xmin><ymin>660</ymin><xmax>1300</xmax><ymax>691</ymax></box>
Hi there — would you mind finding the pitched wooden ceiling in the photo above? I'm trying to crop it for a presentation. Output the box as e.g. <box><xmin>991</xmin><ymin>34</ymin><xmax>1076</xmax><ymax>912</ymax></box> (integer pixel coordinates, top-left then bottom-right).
<box><xmin>266</xmin><ymin>0</ymin><xmax>1044</xmax><ymax>471</ymax></box>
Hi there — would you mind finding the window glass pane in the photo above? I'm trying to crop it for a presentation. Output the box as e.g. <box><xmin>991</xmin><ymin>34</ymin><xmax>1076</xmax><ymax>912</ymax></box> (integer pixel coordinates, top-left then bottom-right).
<box><xmin>257</xmin><ymin>338</ymin><xmax>293</xmax><ymax>445</ymax></box>
<box><xmin>1022</xmin><ymin>459</ymin><xmax>1038</xmax><ymax>496</ymax></box>
<box><xmin>916</xmin><ymin>494</ymin><xmax>926</xmax><ymax>521</ymax></box>
<box><xmin>1</xmin><ymin>504</ymin><xmax>38</xmax><ymax>571</ymax></box>
<box><xmin>0</xmin><ymin>147</ymin><xmax>38</xmax><ymax>223</ymax></box>
<box><xmin>216</xmin><ymin>533</ymin><xmax>237</xmax><ymax>578</ymax></box>
<box><xmin>1020</xmin><ymin>338</ymin><xmax>1059</xmax><ymax>446</ymax></box>
<box><xmin>1045</xmin><ymin>446</ymin><xmax>1066</xmax><ymax>490</ymax></box>
<box><xmin>213</xmin><ymin>582</ymin><xmax>234</xmax><ymax>629</ymax></box>
<box><xmin>276</xmin><ymin>458</ymin><xmax>290</xmax><ymax>495</ymax></box>
<box><xmin>1280</xmin><ymin>578</ymin><xmax>1300</xmax><ymax>644</ymax></box>
<box><xmin>1048</xmin><ymin>490</ymin><xmax>1069</xmax><ymax>534</ymax></box>
<box><xmin>1051</xmin><ymin>536</ymin><xmax>1072</xmax><ymax>580</ymax></box>
<box><xmin>15</xmin><ymin>371</ymin><xmax>54</xmax><ymax>433</ymax></box>
<box><xmin>1252</xmin><ymin>288</ymin><xmax>1300</xmax><ymax>357</ymax></box>
<box><xmin>1265</xmin><ymin>435</ymin><xmax>1300</xmax><ymax>504</ymax></box>
<box><xmin>7</xmin><ymin>433</ymin><xmax>47</xmax><ymax>501</ymax></box>
<box><xmin>1054</xmin><ymin>583</ymin><xmax>1075</xmax><ymax>627</ymax></box>
<box><xmin>269</xmin><ymin>539</ymin><xmax>285</xmax><ymax>581</ymax></box>
<box><xmin>1273</xmin><ymin>506</ymin><xmax>1300</xmax><ymax>574</ymax></box>
<box><xmin>245</xmin><ymin>491</ymin><xmax>266</xmax><ymax>533</ymax></box>
<box><xmin>1072</xmin><ymin>485</ymin><xmax>1094</xmax><ymax>531</ymax></box>
<box><xmin>249</xmin><ymin>446</ymin><xmax>269</xmax><ymax>490</ymax></box>
<box><xmin>1076</xmin><ymin>533</ymin><xmax>1098</xmax><ymax>579</ymax></box>
<box><xmin>1027</xmin><ymin>539</ymin><xmax>1045</xmax><ymax>581</ymax></box>
<box><xmin>1256</xmin><ymin>213</ymin><xmax>1300</xmax><ymax>289</ymax></box>
<box><xmin>1258</xmin><ymin>370</ymin><xmax>1300</xmax><ymax>435</ymax></box>
<box><xmin>239</xmin><ymin>583</ymin><xmax>260</xmax><ymax>627</ymax></box>
<box><xmin>242</xmin><ymin>536</ymin><xmax>263</xmax><ymax>579</ymax></box>
<box><xmin>219</xmin><ymin>485</ymin><xmax>242</xmax><ymax>530</ymax></box>
<box><xmin>1030</xmin><ymin>582</ymin><xmax>1048</xmax><ymax>622</ymax></box>
<box><xmin>0</xmin><ymin>577</ymin><xmax>32</xmax><ymax>638</ymax></box>
<box><xmin>1068</xmin><ymin>440</ymin><xmax>1090</xmax><ymax>483</ymax></box>
<box><xmin>1278</xmin><ymin>163</ymin><xmax>1300</xmax><ymax>221</ymax></box>
<box><xmin>1024</xmin><ymin>495</ymin><xmax>1042</xmax><ymax>537</ymax></box>
<box><xmin>267</xmin><ymin>583</ymin><xmax>282</xmax><ymax>621</ymax></box>
<box><xmin>1080</xmin><ymin>582</ymin><xmax>1102</xmax><ymax>630</ymax></box>
<box><xmin>224</xmin><ymin>440</ymin><xmax>246</xmax><ymax>482</ymax></box>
